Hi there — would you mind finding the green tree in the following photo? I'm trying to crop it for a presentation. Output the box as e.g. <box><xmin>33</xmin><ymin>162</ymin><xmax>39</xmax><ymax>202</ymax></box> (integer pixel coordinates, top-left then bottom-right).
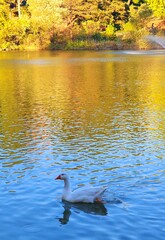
<box><xmin>28</xmin><ymin>0</ymin><xmax>64</xmax><ymax>48</ymax></box>
<box><xmin>61</xmin><ymin>0</ymin><xmax>129</xmax><ymax>34</ymax></box>
<box><xmin>145</xmin><ymin>0</ymin><xmax>165</xmax><ymax>17</ymax></box>
<box><xmin>0</xmin><ymin>0</ymin><xmax>9</xmax><ymax>26</ymax></box>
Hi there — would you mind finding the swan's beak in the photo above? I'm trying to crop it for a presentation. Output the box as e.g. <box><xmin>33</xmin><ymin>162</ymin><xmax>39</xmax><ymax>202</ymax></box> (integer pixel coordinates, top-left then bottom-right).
<box><xmin>55</xmin><ymin>175</ymin><xmax>61</xmax><ymax>180</ymax></box>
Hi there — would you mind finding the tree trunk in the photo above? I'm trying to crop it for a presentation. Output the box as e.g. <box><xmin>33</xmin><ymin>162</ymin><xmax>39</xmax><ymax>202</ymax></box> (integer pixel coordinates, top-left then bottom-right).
<box><xmin>17</xmin><ymin>0</ymin><xmax>21</xmax><ymax>18</ymax></box>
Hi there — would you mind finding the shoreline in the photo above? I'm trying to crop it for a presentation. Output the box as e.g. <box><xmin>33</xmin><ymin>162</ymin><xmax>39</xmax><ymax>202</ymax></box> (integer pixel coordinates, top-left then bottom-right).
<box><xmin>1</xmin><ymin>40</ymin><xmax>164</xmax><ymax>52</ymax></box>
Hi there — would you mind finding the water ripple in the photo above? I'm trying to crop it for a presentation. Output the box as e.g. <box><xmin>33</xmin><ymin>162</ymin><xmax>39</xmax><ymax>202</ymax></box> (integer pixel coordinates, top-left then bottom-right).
<box><xmin>0</xmin><ymin>50</ymin><xmax>165</xmax><ymax>240</ymax></box>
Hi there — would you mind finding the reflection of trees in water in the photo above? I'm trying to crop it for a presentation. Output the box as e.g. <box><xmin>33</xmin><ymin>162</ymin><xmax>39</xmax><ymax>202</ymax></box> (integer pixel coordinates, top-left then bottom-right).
<box><xmin>58</xmin><ymin>201</ymin><xmax>108</xmax><ymax>225</ymax></box>
<box><xmin>1</xmin><ymin>51</ymin><xmax>165</xmax><ymax>152</ymax></box>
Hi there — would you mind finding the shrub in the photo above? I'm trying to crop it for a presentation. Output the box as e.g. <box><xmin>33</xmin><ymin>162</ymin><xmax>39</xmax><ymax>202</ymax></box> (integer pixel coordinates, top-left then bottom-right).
<box><xmin>122</xmin><ymin>22</ymin><xmax>136</xmax><ymax>32</ymax></box>
<box><xmin>0</xmin><ymin>17</ymin><xmax>30</xmax><ymax>50</ymax></box>
<box><xmin>105</xmin><ymin>24</ymin><xmax>115</xmax><ymax>36</ymax></box>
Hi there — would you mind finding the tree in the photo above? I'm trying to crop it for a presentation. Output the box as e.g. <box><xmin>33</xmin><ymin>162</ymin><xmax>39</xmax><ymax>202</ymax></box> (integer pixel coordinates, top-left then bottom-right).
<box><xmin>127</xmin><ymin>0</ymin><xmax>145</xmax><ymax>5</ymax></box>
<box><xmin>17</xmin><ymin>0</ymin><xmax>21</xmax><ymax>17</ymax></box>
<box><xmin>145</xmin><ymin>0</ymin><xmax>165</xmax><ymax>17</ymax></box>
<box><xmin>61</xmin><ymin>0</ymin><xmax>129</xmax><ymax>33</ymax></box>
<box><xmin>0</xmin><ymin>0</ymin><xmax>9</xmax><ymax>25</ymax></box>
<box><xmin>27</xmin><ymin>0</ymin><xmax>65</xmax><ymax>48</ymax></box>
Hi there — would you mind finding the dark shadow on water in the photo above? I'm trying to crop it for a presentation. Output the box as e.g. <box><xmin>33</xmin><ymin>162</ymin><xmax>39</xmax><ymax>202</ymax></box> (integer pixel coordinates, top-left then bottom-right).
<box><xmin>58</xmin><ymin>200</ymin><xmax>108</xmax><ymax>225</ymax></box>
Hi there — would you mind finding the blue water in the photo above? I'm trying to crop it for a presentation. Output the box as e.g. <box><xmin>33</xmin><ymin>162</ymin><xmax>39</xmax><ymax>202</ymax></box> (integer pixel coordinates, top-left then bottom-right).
<box><xmin>0</xmin><ymin>50</ymin><xmax>165</xmax><ymax>240</ymax></box>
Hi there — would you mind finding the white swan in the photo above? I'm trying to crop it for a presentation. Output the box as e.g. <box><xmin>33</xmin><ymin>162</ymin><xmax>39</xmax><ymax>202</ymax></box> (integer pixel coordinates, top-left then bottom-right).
<box><xmin>55</xmin><ymin>173</ymin><xmax>107</xmax><ymax>203</ymax></box>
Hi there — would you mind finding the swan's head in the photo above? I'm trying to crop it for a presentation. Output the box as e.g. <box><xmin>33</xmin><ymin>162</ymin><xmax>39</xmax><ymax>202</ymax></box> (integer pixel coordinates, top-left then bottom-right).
<box><xmin>55</xmin><ymin>173</ymin><xmax>68</xmax><ymax>180</ymax></box>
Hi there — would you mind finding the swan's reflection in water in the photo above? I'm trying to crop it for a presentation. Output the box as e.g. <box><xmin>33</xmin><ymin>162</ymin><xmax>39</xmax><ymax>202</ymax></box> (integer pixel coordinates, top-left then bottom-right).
<box><xmin>58</xmin><ymin>201</ymin><xmax>108</xmax><ymax>225</ymax></box>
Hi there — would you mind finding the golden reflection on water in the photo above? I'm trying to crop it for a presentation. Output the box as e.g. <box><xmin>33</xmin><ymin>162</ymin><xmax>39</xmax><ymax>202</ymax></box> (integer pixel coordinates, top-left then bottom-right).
<box><xmin>0</xmin><ymin>51</ymin><xmax>165</xmax><ymax>152</ymax></box>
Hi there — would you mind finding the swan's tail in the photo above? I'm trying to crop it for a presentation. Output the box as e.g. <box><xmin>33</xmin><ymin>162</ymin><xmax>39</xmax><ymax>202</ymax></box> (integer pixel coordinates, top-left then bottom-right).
<box><xmin>96</xmin><ymin>187</ymin><xmax>107</xmax><ymax>198</ymax></box>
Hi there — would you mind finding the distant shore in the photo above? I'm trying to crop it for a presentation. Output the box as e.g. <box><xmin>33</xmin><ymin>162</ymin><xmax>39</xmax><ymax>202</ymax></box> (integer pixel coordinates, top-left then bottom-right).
<box><xmin>2</xmin><ymin>36</ymin><xmax>165</xmax><ymax>51</ymax></box>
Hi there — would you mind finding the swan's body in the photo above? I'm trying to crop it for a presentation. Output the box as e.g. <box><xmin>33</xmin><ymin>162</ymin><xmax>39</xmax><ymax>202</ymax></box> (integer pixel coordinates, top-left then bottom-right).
<box><xmin>55</xmin><ymin>173</ymin><xmax>107</xmax><ymax>203</ymax></box>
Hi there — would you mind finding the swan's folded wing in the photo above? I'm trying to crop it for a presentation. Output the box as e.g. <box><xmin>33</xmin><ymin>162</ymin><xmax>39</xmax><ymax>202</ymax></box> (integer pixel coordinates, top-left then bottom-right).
<box><xmin>69</xmin><ymin>186</ymin><xmax>107</xmax><ymax>203</ymax></box>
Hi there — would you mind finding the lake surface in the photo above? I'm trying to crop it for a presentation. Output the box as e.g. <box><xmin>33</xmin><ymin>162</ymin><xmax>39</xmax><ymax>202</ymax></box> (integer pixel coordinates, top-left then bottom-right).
<box><xmin>0</xmin><ymin>50</ymin><xmax>165</xmax><ymax>240</ymax></box>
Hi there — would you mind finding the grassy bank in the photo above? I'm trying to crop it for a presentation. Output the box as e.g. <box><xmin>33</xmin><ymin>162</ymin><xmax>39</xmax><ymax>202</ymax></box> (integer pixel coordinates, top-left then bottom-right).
<box><xmin>1</xmin><ymin>35</ymin><xmax>163</xmax><ymax>51</ymax></box>
<box><xmin>53</xmin><ymin>36</ymin><xmax>164</xmax><ymax>51</ymax></box>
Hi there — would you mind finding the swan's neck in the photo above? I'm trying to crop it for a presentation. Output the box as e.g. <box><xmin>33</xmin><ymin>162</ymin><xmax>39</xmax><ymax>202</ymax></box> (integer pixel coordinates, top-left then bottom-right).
<box><xmin>62</xmin><ymin>177</ymin><xmax>71</xmax><ymax>199</ymax></box>
<box><xmin>64</xmin><ymin>177</ymin><xmax>71</xmax><ymax>191</ymax></box>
